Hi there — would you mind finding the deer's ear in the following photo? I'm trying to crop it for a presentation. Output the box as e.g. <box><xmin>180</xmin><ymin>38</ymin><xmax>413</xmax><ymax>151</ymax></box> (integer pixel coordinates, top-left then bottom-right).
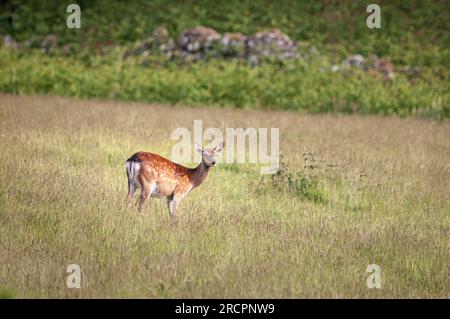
<box><xmin>214</xmin><ymin>142</ymin><xmax>225</xmax><ymax>153</ymax></box>
<box><xmin>194</xmin><ymin>143</ymin><xmax>203</xmax><ymax>153</ymax></box>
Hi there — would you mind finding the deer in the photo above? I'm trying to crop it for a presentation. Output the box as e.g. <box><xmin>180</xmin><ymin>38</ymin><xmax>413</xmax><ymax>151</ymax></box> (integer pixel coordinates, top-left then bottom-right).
<box><xmin>125</xmin><ymin>142</ymin><xmax>224</xmax><ymax>217</ymax></box>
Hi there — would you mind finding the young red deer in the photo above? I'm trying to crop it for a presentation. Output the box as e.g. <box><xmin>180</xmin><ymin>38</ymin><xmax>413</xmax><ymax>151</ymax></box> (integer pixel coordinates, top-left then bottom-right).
<box><xmin>125</xmin><ymin>142</ymin><xmax>224</xmax><ymax>217</ymax></box>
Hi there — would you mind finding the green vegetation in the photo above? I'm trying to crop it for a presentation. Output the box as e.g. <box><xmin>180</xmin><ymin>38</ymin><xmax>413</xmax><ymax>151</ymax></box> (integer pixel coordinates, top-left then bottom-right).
<box><xmin>0</xmin><ymin>48</ymin><xmax>448</xmax><ymax>117</ymax></box>
<box><xmin>1</xmin><ymin>0</ymin><xmax>449</xmax><ymax>65</ymax></box>
<box><xmin>0</xmin><ymin>0</ymin><xmax>449</xmax><ymax>117</ymax></box>
<box><xmin>257</xmin><ymin>156</ymin><xmax>328</xmax><ymax>203</ymax></box>
<box><xmin>0</xmin><ymin>288</ymin><xmax>15</xmax><ymax>299</ymax></box>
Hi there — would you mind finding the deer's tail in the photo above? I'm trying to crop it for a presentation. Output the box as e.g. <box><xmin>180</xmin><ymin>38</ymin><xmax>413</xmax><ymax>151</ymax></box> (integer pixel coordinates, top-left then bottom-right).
<box><xmin>125</xmin><ymin>155</ymin><xmax>141</xmax><ymax>187</ymax></box>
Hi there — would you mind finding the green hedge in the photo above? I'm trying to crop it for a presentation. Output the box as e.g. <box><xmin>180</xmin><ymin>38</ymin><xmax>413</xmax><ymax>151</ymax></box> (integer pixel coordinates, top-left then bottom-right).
<box><xmin>1</xmin><ymin>49</ymin><xmax>448</xmax><ymax>118</ymax></box>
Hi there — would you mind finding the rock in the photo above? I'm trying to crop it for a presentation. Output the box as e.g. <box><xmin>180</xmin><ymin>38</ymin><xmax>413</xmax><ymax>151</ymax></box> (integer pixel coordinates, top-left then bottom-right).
<box><xmin>41</xmin><ymin>34</ymin><xmax>57</xmax><ymax>54</ymax></box>
<box><xmin>152</xmin><ymin>26</ymin><xmax>170</xmax><ymax>44</ymax></box>
<box><xmin>2</xmin><ymin>35</ymin><xmax>19</xmax><ymax>50</ymax></box>
<box><xmin>151</xmin><ymin>26</ymin><xmax>176</xmax><ymax>57</ymax></box>
<box><xmin>177</xmin><ymin>26</ymin><xmax>221</xmax><ymax>53</ymax></box>
<box><xmin>221</xmin><ymin>32</ymin><xmax>247</xmax><ymax>57</ymax></box>
<box><xmin>342</xmin><ymin>54</ymin><xmax>395</xmax><ymax>79</ymax></box>
<box><xmin>178</xmin><ymin>51</ymin><xmax>204</xmax><ymax>63</ymax></box>
<box><xmin>247</xmin><ymin>55</ymin><xmax>259</xmax><ymax>67</ymax></box>
<box><xmin>344</xmin><ymin>54</ymin><xmax>365</xmax><ymax>68</ymax></box>
<box><xmin>331</xmin><ymin>65</ymin><xmax>340</xmax><ymax>72</ymax></box>
<box><xmin>371</xmin><ymin>57</ymin><xmax>394</xmax><ymax>79</ymax></box>
<box><xmin>61</xmin><ymin>43</ymin><xmax>72</xmax><ymax>55</ymax></box>
<box><xmin>122</xmin><ymin>26</ymin><xmax>177</xmax><ymax>60</ymax></box>
<box><xmin>160</xmin><ymin>39</ymin><xmax>176</xmax><ymax>58</ymax></box>
<box><xmin>143</xmin><ymin>26</ymin><xmax>303</xmax><ymax>63</ymax></box>
<box><xmin>245</xmin><ymin>28</ymin><xmax>298</xmax><ymax>63</ymax></box>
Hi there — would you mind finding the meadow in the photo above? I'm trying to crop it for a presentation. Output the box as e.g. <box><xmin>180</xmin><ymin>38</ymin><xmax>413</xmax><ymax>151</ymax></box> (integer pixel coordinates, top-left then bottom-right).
<box><xmin>0</xmin><ymin>94</ymin><xmax>449</xmax><ymax>298</ymax></box>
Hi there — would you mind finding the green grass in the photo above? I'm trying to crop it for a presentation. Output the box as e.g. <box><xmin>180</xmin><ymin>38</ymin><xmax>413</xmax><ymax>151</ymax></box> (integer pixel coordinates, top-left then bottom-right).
<box><xmin>0</xmin><ymin>288</ymin><xmax>15</xmax><ymax>299</ymax></box>
<box><xmin>0</xmin><ymin>94</ymin><xmax>449</xmax><ymax>298</ymax></box>
<box><xmin>0</xmin><ymin>48</ymin><xmax>448</xmax><ymax>118</ymax></box>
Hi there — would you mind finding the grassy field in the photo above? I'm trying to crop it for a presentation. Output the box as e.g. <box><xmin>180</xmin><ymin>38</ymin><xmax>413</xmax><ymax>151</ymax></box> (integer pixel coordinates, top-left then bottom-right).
<box><xmin>0</xmin><ymin>94</ymin><xmax>449</xmax><ymax>298</ymax></box>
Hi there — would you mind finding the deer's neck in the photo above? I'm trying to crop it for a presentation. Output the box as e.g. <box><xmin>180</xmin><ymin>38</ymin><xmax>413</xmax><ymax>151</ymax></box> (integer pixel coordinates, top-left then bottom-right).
<box><xmin>190</xmin><ymin>160</ymin><xmax>211</xmax><ymax>188</ymax></box>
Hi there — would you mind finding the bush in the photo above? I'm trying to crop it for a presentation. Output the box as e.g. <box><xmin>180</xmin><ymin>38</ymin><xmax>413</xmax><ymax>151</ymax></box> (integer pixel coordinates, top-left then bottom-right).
<box><xmin>255</xmin><ymin>155</ymin><xmax>328</xmax><ymax>203</ymax></box>
<box><xmin>0</xmin><ymin>48</ymin><xmax>448</xmax><ymax>118</ymax></box>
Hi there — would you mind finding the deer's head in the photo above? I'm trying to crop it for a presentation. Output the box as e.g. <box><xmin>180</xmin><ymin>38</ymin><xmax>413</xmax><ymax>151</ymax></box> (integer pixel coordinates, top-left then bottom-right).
<box><xmin>195</xmin><ymin>142</ymin><xmax>225</xmax><ymax>167</ymax></box>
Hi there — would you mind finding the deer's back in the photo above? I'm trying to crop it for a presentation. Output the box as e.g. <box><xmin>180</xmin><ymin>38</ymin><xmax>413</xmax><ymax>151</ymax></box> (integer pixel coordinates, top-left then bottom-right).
<box><xmin>129</xmin><ymin>152</ymin><xmax>192</xmax><ymax>190</ymax></box>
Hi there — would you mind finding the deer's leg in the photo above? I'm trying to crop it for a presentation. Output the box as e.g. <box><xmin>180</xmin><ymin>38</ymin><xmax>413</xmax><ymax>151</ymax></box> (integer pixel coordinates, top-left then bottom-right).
<box><xmin>126</xmin><ymin>181</ymin><xmax>137</xmax><ymax>208</ymax></box>
<box><xmin>167</xmin><ymin>198</ymin><xmax>179</xmax><ymax>218</ymax></box>
<box><xmin>137</xmin><ymin>177</ymin><xmax>155</xmax><ymax>212</ymax></box>
<box><xmin>167</xmin><ymin>189</ymin><xmax>185</xmax><ymax>218</ymax></box>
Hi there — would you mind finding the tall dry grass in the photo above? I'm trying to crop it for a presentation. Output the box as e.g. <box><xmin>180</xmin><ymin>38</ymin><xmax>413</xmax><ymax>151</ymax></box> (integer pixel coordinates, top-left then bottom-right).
<box><xmin>0</xmin><ymin>94</ymin><xmax>449</xmax><ymax>298</ymax></box>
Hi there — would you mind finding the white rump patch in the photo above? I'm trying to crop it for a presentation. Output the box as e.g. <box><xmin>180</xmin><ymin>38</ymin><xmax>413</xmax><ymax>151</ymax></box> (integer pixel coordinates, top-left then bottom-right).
<box><xmin>126</xmin><ymin>161</ymin><xmax>141</xmax><ymax>188</ymax></box>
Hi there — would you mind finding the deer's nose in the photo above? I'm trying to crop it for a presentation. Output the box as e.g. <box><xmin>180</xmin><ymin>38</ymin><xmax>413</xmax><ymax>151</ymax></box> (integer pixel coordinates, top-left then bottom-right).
<box><xmin>211</xmin><ymin>160</ymin><xmax>216</xmax><ymax>166</ymax></box>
